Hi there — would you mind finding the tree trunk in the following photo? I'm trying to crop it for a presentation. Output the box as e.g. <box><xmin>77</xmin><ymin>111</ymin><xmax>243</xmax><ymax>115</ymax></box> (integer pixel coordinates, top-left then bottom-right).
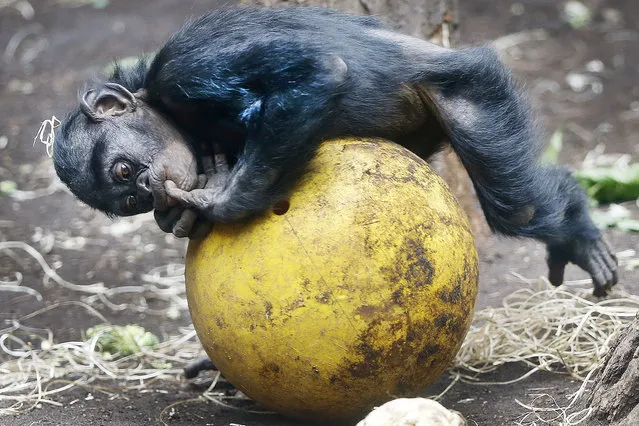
<box><xmin>241</xmin><ymin>0</ymin><xmax>489</xmax><ymax>237</ymax></box>
<box><xmin>242</xmin><ymin>0</ymin><xmax>457</xmax><ymax>41</ymax></box>
<box><xmin>586</xmin><ymin>314</ymin><xmax>639</xmax><ymax>425</ymax></box>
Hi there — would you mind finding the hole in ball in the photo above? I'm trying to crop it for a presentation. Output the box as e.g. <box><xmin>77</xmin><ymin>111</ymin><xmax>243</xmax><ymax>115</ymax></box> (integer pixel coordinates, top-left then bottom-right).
<box><xmin>273</xmin><ymin>200</ymin><xmax>290</xmax><ymax>215</ymax></box>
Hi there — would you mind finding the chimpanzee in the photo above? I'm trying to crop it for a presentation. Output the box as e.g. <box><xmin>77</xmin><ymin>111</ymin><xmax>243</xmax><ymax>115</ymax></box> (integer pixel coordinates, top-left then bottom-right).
<box><xmin>52</xmin><ymin>7</ymin><xmax>617</xmax><ymax>298</ymax></box>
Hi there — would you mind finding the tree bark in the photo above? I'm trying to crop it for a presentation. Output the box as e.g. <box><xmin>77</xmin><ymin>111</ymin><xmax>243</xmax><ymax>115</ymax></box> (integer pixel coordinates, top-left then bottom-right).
<box><xmin>243</xmin><ymin>0</ymin><xmax>458</xmax><ymax>42</ymax></box>
<box><xmin>241</xmin><ymin>0</ymin><xmax>489</xmax><ymax>237</ymax></box>
<box><xmin>586</xmin><ymin>314</ymin><xmax>639</xmax><ymax>425</ymax></box>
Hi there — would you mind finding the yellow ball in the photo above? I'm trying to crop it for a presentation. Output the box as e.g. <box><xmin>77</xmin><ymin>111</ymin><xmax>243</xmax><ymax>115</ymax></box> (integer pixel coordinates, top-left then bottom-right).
<box><xmin>185</xmin><ymin>138</ymin><xmax>478</xmax><ymax>422</ymax></box>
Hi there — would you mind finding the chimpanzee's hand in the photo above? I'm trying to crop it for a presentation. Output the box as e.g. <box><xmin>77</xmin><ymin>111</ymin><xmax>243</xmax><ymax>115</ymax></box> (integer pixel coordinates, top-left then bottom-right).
<box><xmin>154</xmin><ymin>173</ymin><xmax>213</xmax><ymax>239</ymax></box>
<box><xmin>164</xmin><ymin>150</ymin><xmax>231</xmax><ymax>222</ymax></box>
<box><xmin>546</xmin><ymin>236</ymin><xmax>618</xmax><ymax>297</ymax></box>
<box><xmin>148</xmin><ymin>141</ymin><xmax>199</xmax><ymax>212</ymax></box>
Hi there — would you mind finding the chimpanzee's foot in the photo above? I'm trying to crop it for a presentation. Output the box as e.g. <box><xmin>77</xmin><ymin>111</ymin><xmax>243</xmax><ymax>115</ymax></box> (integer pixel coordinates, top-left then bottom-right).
<box><xmin>184</xmin><ymin>356</ymin><xmax>217</xmax><ymax>379</ymax></box>
<box><xmin>547</xmin><ymin>236</ymin><xmax>617</xmax><ymax>297</ymax></box>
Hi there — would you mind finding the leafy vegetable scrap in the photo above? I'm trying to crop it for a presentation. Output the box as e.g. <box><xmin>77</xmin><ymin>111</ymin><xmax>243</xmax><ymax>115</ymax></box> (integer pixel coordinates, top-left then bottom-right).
<box><xmin>86</xmin><ymin>324</ymin><xmax>159</xmax><ymax>359</ymax></box>
<box><xmin>575</xmin><ymin>164</ymin><xmax>639</xmax><ymax>204</ymax></box>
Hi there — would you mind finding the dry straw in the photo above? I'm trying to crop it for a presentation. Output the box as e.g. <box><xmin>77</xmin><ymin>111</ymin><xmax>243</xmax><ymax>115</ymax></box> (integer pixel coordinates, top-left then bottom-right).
<box><xmin>447</xmin><ymin>274</ymin><xmax>638</xmax><ymax>425</ymax></box>
<box><xmin>33</xmin><ymin>116</ymin><xmax>59</xmax><ymax>158</ymax></box>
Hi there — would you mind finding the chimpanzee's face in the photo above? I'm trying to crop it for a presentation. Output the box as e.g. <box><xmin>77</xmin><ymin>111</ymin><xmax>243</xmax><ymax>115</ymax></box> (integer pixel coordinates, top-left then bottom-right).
<box><xmin>53</xmin><ymin>83</ymin><xmax>198</xmax><ymax>217</ymax></box>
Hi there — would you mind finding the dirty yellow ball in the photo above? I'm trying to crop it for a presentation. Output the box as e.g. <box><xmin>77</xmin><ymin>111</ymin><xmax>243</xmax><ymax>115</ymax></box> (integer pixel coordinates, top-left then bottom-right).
<box><xmin>185</xmin><ymin>138</ymin><xmax>478</xmax><ymax>422</ymax></box>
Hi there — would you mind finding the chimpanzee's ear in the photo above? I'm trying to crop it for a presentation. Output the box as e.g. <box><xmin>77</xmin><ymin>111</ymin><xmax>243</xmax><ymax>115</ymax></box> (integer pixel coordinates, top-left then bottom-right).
<box><xmin>80</xmin><ymin>82</ymin><xmax>137</xmax><ymax>121</ymax></box>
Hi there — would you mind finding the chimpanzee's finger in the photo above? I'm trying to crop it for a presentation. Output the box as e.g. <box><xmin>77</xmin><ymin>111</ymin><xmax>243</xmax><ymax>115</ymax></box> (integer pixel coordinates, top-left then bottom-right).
<box><xmin>214</xmin><ymin>152</ymin><xmax>229</xmax><ymax>173</ymax></box>
<box><xmin>172</xmin><ymin>209</ymin><xmax>198</xmax><ymax>238</ymax></box>
<box><xmin>585</xmin><ymin>248</ymin><xmax>616</xmax><ymax>297</ymax></box>
<box><xmin>597</xmin><ymin>239</ymin><xmax>618</xmax><ymax>284</ymax></box>
<box><xmin>165</xmin><ymin>181</ymin><xmax>191</xmax><ymax>203</ymax></box>
<box><xmin>165</xmin><ymin>181</ymin><xmax>208</xmax><ymax>209</ymax></box>
<box><xmin>212</xmin><ymin>144</ymin><xmax>229</xmax><ymax>173</ymax></box>
<box><xmin>154</xmin><ymin>207</ymin><xmax>183</xmax><ymax>234</ymax></box>
<box><xmin>197</xmin><ymin>173</ymin><xmax>208</xmax><ymax>189</ymax></box>
<box><xmin>149</xmin><ymin>167</ymin><xmax>169</xmax><ymax>210</ymax></box>
<box><xmin>201</xmin><ymin>156</ymin><xmax>215</xmax><ymax>175</ymax></box>
<box><xmin>547</xmin><ymin>260</ymin><xmax>566</xmax><ymax>287</ymax></box>
<box><xmin>189</xmin><ymin>219</ymin><xmax>214</xmax><ymax>239</ymax></box>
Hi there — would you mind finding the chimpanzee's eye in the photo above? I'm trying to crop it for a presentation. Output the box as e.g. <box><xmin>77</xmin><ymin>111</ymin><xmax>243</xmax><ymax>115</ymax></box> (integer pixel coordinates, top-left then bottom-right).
<box><xmin>113</xmin><ymin>162</ymin><xmax>133</xmax><ymax>182</ymax></box>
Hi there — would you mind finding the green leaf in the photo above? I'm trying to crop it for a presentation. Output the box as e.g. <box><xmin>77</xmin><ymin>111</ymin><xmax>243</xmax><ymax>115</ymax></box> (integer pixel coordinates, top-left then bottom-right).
<box><xmin>541</xmin><ymin>130</ymin><xmax>563</xmax><ymax>164</ymax></box>
<box><xmin>563</xmin><ymin>1</ymin><xmax>592</xmax><ymax>29</ymax></box>
<box><xmin>616</xmin><ymin>219</ymin><xmax>639</xmax><ymax>232</ymax></box>
<box><xmin>55</xmin><ymin>0</ymin><xmax>109</xmax><ymax>8</ymax></box>
<box><xmin>590</xmin><ymin>204</ymin><xmax>639</xmax><ymax>232</ymax></box>
<box><xmin>575</xmin><ymin>163</ymin><xmax>639</xmax><ymax>204</ymax></box>
<box><xmin>93</xmin><ymin>0</ymin><xmax>109</xmax><ymax>8</ymax></box>
<box><xmin>0</xmin><ymin>180</ymin><xmax>17</xmax><ymax>195</ymax></box>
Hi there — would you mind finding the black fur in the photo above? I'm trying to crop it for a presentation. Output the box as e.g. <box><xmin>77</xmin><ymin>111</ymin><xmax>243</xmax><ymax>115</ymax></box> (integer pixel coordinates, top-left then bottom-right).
<box><xmin>54</xmin><ymin>7</ymin><xmax>617</xmax><ymax>294</ymax></box>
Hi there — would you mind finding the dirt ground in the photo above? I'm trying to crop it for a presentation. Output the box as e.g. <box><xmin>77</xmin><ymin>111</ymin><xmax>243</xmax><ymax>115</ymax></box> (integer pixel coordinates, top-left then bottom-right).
<box><xmin>1</xmin><ymin>0</ymin><xmax>638</xmax><ymax>425</ymax></box>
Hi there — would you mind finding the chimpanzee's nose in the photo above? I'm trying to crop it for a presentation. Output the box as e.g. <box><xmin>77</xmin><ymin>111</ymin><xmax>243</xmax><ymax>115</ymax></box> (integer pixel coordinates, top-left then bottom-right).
<box><xmin>136</xmin><ymin>172</ymin><xmax>152</xmax><ymax>198</ymax></box>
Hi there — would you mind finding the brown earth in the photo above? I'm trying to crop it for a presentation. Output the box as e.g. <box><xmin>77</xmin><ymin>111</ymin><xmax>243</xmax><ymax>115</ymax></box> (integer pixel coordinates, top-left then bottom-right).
<box><xmin>1</xmin><ymin>0</ymin><xmax>638</xmax><ymax>425</ymax></box>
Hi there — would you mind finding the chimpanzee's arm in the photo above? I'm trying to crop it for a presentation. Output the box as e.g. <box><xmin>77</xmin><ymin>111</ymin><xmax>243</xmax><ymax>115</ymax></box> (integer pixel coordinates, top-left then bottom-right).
<box><xmin>164</xmin><ymin>83</ymin><xmax>340</xmax><ymax>222</ymax></box>
<box><xmin>161</xmin><ymin>53</ymin><xmax>347</xmax><ymax>222</ymax></box>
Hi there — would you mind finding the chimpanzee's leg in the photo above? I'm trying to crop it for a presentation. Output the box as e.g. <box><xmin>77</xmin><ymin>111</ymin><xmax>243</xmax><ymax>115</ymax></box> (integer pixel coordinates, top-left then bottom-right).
<box><xmin>413</xmin><ymin>46</ymin><xmax>617</xmax><ymax>295</ymax></box>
